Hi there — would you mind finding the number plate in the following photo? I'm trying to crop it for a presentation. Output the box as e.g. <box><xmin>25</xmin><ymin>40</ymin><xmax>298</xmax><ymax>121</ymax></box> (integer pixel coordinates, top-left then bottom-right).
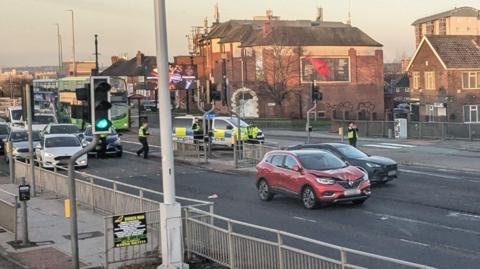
<box><xmin>388</xmin><ymin>170</ymin><xmax>397</xmax><ymax>176</ymax></box>
<box><xmin>344</xmin><ymin>189</ymin><xmax>361</xmax><ymax>196</ymax></box>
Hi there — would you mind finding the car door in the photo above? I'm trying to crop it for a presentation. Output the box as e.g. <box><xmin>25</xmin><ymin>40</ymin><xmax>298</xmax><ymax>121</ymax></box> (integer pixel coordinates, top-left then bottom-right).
<box><xmin>282</xmin><ymin>155</ymin><xmax>303</xmax><ymax>194</ymax></box>
<box><xmin>268</xmin><ymin>154</ymin><xmax>285</xmax><ymax>189</ymax></box>
<box><xmin>212</xmin><ymin>119</ymin><xmax>230</xmax><ymax>146</ymax></box>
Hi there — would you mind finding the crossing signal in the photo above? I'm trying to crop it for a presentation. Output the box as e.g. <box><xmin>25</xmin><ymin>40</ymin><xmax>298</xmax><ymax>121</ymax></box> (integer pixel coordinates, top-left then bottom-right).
<box><xmin>90</xmin><ymin>77</ymin><xmax>112</xmax><ymax>134</ymax></box>
<box><xmin>312</xmin><ymin>84</ymin><xmax>322</xmax><ymax>101</ymax></box>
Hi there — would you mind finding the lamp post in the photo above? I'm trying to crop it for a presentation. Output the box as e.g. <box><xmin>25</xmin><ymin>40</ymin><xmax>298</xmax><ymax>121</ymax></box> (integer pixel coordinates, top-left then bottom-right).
<box><xmin>153</xmin><ymin>0</ymin><xmax>188</xmax><ymax>268</ymax></box>
<box><xmin>54</xmin><ymin>23</ymin><xmax>63</xmax><ymax>76</ymax></box>
<box><xmin>66</xmin><ymin>10</ymin><xmax>76</xmax><ymax>76</ymax></box>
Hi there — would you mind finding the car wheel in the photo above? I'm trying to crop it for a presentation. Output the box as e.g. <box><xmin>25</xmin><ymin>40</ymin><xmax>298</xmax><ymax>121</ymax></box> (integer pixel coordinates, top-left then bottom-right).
<box><xmin>116</xmin><ymin>151</ymin><xmax>123</xmax><ymax>158</ymax></box>
<box><xmin>353</xmin><ymin>199</ymin><xmax>366</xmax><ymax>205</ymax></box>
<box><xmin>257</xmin><ymin>179</ymin><xmax>274</xmax><ymax>201</ymax></box>
<box><xmin>302</xmin><ymin>186</ymin><xmax>318</xmax><ymax>209</ymax></box>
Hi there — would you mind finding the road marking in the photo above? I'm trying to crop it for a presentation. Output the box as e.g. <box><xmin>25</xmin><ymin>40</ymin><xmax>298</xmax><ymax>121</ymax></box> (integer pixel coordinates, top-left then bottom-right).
<box><xmin>123</xmin><ymin>150</ymin><xmax>138</xmax><ymax>156</ymax></box>
<box><xmin>365</xmin><ymin>211</ymin><xmax>480</xmax><ymax>236</ymax></box>
<box><xmin>122</xmin><ymin>140</ymin><xmax>161</xmax><ymax>148</ymax></box>
<box><xmin>293</xmin><ymin>216</ymin><xmax>317</xmax><ymax>223</ymax></box>
<box><xmin>399</xmin><ymin>239</ymin><xmax>430</xmax><ymax>247</ymax></box>
<box><xmin>448</xmin><ymin>212</ymin><xmax>480</xmax><ymax>222</ymax></box>
<box><xmin>400</xmin><ymin>168</ymin><xmax>480</xmax><ymax>183</ymax></box>
<box><xmin>362</xmin><ymin>144</ymin><xmax>402</xmax><ymax>149</ymax></box>
<box><xmin>379</xmin><ymin>143</ymin><xmax>416</xmax><ymax>148</ymax></box>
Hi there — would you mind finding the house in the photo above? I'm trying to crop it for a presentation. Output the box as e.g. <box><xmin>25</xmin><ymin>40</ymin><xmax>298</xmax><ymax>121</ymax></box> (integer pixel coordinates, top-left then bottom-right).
<box><xmin>384</xmin><ymin>74</ymin><xmax>413</xmax><ymax>120</ymax></box>
<box><xmin>412</xmin><ymin>7</ymin><xmax>480</xmax><ymax>46</ymax></box>
<box><xmin>193</xmin><ymin>10</ymin><xmax>384</xmax><ymax>120</ymax></box>
<box><xmin>407</xmin><ymin>35</ymin><xmax>480</xmax><ymax>123</ymax></box>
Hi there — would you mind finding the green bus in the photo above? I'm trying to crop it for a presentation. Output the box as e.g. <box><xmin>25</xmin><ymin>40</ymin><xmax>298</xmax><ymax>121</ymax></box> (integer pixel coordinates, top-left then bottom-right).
<box><xmin>57</xmin><ymin>76</ymin><xmax>129</xmax><ymax>130</ymax></box>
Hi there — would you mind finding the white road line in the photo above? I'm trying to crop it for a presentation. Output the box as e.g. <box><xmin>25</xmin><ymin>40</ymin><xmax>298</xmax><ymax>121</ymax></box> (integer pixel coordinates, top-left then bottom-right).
<box><xmin>363</xmin><ymin>144</ymin><xmax>402</xmax><ymax>149</ymax></box>
<box><xmin>123</xmin><ymin>150</ymin><xmax>138</xmax><ymax>156</ymax></box>
<box><xmin>400</xmin><ymin>168</ymin><xmax>480</xmax><ymax>183</ymax></box>
<box><xmin>122</xmin><ymin>140</ymin><xmax>161</xmax><ymax>148</ymax></box>
<box><xmin>448</xmin><ymin>212</ymin><xmax>480</xmax><ymax>222</ymax></box>
<box><xmin>293</xmin><ymin>216</ymin><xmax>317</xmax><ymax>223</ymax></box>
<box><xmin>379</xmin><ymin>143</ymin><xmax>416</xmax><ymax>148</ymax></box>
<box><xmin>365</xmin><ymin>211</ymin><xmax>480</xmax><ymax>236</ymax></box>
<box><xmin>399</xmin><ymin>239</ymin><xmax>430</xmax><ymax>247</ymax></box>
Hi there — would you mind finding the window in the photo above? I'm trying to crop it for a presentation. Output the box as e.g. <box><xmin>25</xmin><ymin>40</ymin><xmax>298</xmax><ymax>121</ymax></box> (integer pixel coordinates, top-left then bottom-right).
<box><xmin>0</xmin><ymin>125</ymin><xmax>9</xmax><ymax>135</ymax></box>
<box><xmin>297</xmin><ymin>152</ymin><xmax>346</xmax><ymax>171</ymax></box>
<box><xmin>284</xmin><ymin>156</ymin><xmax>299</xmax><ymax>170</ymax></box>
<box><xmin>412</xmin><ymin>72</ymin><xmax>420</xmax><ymax>89</ymax></box>
<box><xmin>301</xmin><ymin>57</ymin><xmax>350</xmax><ymax>82</ymax></box>
<box><xmin>424</xmin><ymin>71</ymin><xmax>435</xmax><ymax>89</ymax></box>
<box><xmin>426</xmin><ymin>21</ymin><xmax>435</xmax><ymax>34</ymax></box>
<box><xmin>271</xmin><ymin>155</ymin><xmax>285</xmax><ymax>167</ymax></box>
<box><xmin>426</xmin><ymin>104</ymin><xmax>435</xmax><ymax>122</ymax></box>
<box><xmin>462</xmin><ymin>72</ymin><xmax>480</xmax><ymax>89</ymax></box>
<box><xmin>173</xmin><ymin>118</ymin><xmax>194</xmax><ymax>128</ymax></box>
<box><xmin>213</xmin><ymin>119</ymin><xmax>229</xmax><ymax>130</ymax></box>
<box><xmin>255</xmin><ymin>50</ymin><xmax>264</xmax><ymax>80</ymax></box>
<box><xmin>464</xmin><ymin>105</ymin><xmax>479</xmax><ymax>123</ymax></box>
<box><xmin>45</xmin><ymin>137</ymin><xmax>80</xmax><ymax>148</ymax></box>
<box><xmin>50</xmin><ymin>125</ymin><xmax>80</xmax><ymax>134</ymax></box>
<box><xmin>439</xmin><ymin>18</ymin><xmax>447</xmax><ymax>35</ymax></box>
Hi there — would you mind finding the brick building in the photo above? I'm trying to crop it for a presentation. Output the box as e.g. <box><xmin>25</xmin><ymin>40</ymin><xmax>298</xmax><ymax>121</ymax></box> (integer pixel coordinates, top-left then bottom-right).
<box><xmin>407</xmin><ymin>35</ymin><xmax>480</xmax><ymax>122</ymax></box>
<box><xmin>191</xmin><ymin>11</ymin><xmax>385</xmax><ymax>119</ymax></box>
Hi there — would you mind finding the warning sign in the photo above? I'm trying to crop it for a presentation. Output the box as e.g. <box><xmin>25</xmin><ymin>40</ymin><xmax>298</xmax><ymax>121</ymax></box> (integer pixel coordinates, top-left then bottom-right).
<box><xmin>112</xmin><ymin>212</ymin><xmax>147</xmax><ymax>248</ymax></box>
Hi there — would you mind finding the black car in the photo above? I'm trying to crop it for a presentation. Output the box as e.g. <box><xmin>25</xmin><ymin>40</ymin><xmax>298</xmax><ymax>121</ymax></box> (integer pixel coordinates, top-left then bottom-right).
<box><xmin>82</xmin><ymin>127</ymin><xmax>123</xmax><ymax>157</ymax></box>
<box><xmin>0</xmin><ymin>123</ymin><xmax>11</xmax><ymax>154</ymax></box>
<box><xmin>288</xmin><ymin>143</ymin><xmax>398</xmax><ymax>183</ymax></box>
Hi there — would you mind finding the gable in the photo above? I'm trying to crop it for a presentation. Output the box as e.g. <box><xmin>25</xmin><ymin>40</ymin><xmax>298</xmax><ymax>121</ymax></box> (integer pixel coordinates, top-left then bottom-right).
<box><xmin>407</xmin><ymin>37</ymin><xmax>447</xmax><ymax>71</ymax></box>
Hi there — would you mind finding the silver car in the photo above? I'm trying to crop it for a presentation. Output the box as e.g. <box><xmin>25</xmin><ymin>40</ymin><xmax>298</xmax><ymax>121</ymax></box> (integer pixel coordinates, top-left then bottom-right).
<box><xmin>4</xmin><ymin>128</ymin><xmax>41</xmax><ymax>162</ymax></box>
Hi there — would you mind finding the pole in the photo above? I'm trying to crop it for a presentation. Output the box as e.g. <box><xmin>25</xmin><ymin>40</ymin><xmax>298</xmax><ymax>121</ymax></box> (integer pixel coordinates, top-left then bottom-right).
<box><xmin>55</xmin><ymin>24</ymin><xmax>62</xmax><ymax>76</ymax></box>
<box><xmin>21</xmin><ymin>176</ymin><xmax>29</xmax><ymax>246</ymax></box>
<box><xmin>197</xmin><ymin>99</ymin><xmax>214</xmax><ymax>163</ymax></box>
<box><xmin>94</xmin><ymin>34</ymin><xmax>99</xmax><ymax>75</ymax></box>
<box><xmin>306</xmin><ymin>101</ymin><xmax>317</xmax><ymax>144</ymax></box>
<box><xmin>153</xmin><ymin>0</ymin><xmax>188</xmax><ymax>268</ymax></box>
<box><xmin>66</xmin><ymin>10</ymin><xmax>76</xmax><ymax>76</ymax></box>
<box><xmin>8</xmin><ymin>142</ymin><xmax>15</xmax><ymax>183</ymax></box>
<box><xmin>26</xmin><ymin>85</ymin><xmax>35</xmax><ymax>196</ymax></box>
<box><xmin>230</xmin><ymin>110</ymin><xmax>241</xmax><ymax>168</ymax></box>
<box><xmin>67</xmin><ymin>136</ymin><xmax>98</xmax><ymax>269</ymax></box>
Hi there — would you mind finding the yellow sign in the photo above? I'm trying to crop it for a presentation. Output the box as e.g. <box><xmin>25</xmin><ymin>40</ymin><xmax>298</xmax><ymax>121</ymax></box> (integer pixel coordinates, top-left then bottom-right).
<box><xmin>64</xmin><ymin>199</ymin><xmax>71</xmax><ymax>218</ymax></box>
<box><xmin>338</xmin><ymin>127</ymin><xmax>344</xmax><ymax>136</ymax></box>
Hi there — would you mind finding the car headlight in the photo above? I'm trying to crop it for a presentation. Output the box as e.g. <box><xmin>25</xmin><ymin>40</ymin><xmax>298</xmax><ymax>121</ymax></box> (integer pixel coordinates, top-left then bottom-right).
<box><xmin>315</xmin><ymin>177</ymin><xmax>336</xmax><ymax>185</ymax></box>
<box><xmin>366</xmin><ymin>162</ymin><xmax>381</xmax><ymax>168</ymax></box>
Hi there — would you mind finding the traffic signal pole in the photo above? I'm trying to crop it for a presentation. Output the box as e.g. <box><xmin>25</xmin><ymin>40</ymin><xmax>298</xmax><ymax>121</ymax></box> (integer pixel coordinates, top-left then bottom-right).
<box><xmin>154</xmin><ymin>0</ymin><xmax>188</xmax><ymax>268</ymax></box>
<box><xmin>67</xmin><ymin>136</ymin><xmax>98</xmax><ymax>269</ymax></box>
<box><xmin>306</xmin><ymin>101</ymin><xmax>317</xmax><ymax>144</ymax></box>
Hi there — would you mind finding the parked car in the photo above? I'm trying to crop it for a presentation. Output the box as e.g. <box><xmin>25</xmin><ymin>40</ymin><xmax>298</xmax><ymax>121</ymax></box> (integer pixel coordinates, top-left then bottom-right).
<box><xmin>256</xmin><ymin>150</ymin><xmax>371</xmax><ymax>209</ymax></box>
<box><xmin>0</xmin><ymin>123</ymin><xmax>11</xmax><ymax>154</ymax></box>
<box><xmin>81</xmin><ymin>127</ymin><xmax>123</xmax><ymax>157</ymax></box>
<box><xmin>35</xmin><ymin>134</ymin><xmax>87</xmax><ymax>168</ymax></box>
<box><xmin>42</xmin><ymin>123</ymin><xmax>82</xmax><ymax>138</ymax></box>
<box><xmin>4</xmin><ymin>128</ymin><xmax>41</xmax><ymax>162</ymax></box>
<box><xmin>289</xmin><ymin>143</ymin><xmax>398</xmax><ymax>184</ymax></box>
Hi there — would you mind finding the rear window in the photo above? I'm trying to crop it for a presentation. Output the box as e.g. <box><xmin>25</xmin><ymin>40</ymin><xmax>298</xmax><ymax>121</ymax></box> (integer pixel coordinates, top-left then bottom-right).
<box><xmin>50</xmin><ymin>125</ymin><xmax>79</xmax><ymax>134</ymax></box>
<box><xmin>45</xmin><ymin>136</ymin><xmax>80</xmax><ymax>148</ymax></box>
<box><xmin>0</xmin><ymin>125</ymin><xmax>9</xmax><ymax>135</ymax></box>
<box><xmin>173</xmin><ymin>118</ymin><xmax>193</xmax><ymax>128</ymax></box>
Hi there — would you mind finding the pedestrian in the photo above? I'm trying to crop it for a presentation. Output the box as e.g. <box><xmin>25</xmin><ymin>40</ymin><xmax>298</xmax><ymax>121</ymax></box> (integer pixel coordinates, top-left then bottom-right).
<box><xmin>347</xmin><ymin>121</ymin><xmax>359</xmax><ymax>148</ymax></box>
<box><xmin>191</xmin><ymin>119</ymin><xmax>202</xmax><ymax>142</ymax></box>
<box><xmin>137</xmin><ymin>122</ymin><xmax>150</xmax><ymax>159</ymax></box>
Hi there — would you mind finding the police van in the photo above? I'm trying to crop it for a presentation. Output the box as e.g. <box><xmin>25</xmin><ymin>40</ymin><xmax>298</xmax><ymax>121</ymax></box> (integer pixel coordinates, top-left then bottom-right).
<box><xmin>172</xmin><ymin>115</ymin><xmax>264</xmax><ymax>147</ymax></box>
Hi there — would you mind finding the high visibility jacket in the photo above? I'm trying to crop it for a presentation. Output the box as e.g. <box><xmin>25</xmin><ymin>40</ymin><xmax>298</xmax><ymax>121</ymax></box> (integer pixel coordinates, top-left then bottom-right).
<box><xmin>192</xmin><ymin>123</ymin><xmax>200</xmax><ymax>132</ymax></box>
<box><xmin>139</xmin><ymin>126</ymin><xmax>149</xmax><ymax>137</ymax></box>
<box><xmin>347</xmin><ymin>127</ymin><xmax>358</xmax><ymax>139</ymax></box>
<box><xmin>250</xmin><ymin>127</ymin><xmax>259</xmax><ymax>138</ymax></box>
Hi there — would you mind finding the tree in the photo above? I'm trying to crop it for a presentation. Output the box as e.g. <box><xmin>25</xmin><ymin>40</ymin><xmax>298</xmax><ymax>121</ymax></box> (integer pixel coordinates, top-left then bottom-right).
<box><xmin>0</xmin><ymin>77</ymin><xmax>31</xmax><ymax>98</ymax></box>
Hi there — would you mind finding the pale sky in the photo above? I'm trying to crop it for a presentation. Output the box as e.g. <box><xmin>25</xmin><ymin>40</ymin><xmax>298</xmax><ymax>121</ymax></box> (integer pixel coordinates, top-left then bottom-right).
<box><xmin>1</xmin><ymin>0</ymin><xmax>479</xmax><ymax>68</ymax></box>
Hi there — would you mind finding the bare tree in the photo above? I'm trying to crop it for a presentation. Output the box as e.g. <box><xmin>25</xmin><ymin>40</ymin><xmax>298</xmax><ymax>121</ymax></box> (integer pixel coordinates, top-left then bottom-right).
<box><xmin>0</xmin><ymin>77</ymin><xmax>32</xmax><ymax>98</ymax></box>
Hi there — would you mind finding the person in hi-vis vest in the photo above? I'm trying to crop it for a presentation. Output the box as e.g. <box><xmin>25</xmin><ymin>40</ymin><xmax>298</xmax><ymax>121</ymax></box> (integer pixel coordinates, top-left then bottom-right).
<box><xmin>347</xmin><ymin>121</ymin><xmax>359</xmax><ymax>148</ymax></box>
<box><xmin>137</xmin><ymin>122</ymin><xmax>150</xmax><ymax>159</ymax></box>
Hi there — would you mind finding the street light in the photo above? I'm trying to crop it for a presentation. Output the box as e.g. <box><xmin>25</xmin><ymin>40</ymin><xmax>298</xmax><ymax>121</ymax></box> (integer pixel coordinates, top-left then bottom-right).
<box><xmin>54</xmin><ymin>23</ymin><xmax>63</xmax><ymax>76</ymax></box>
<box><xmin>153</xmin><ymin>0</ymin><xmax>188</xmax><ymax>268</ymax></box>
<box><xmin>65</xmin><ymin>10</ymin><xmax>76</xmax><ymax>76</ymax></box>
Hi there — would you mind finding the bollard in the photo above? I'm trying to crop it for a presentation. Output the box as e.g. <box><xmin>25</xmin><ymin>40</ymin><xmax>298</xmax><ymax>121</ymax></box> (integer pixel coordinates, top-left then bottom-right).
<box><xmin>339</xmin><ymin>127</ymin><xmax>344</xmax><ymax>142</ymax></box>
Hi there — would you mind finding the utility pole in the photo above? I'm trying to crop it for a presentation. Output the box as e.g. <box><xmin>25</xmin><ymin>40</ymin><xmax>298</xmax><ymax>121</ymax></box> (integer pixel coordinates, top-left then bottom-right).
<box><xmin>94</xmin><ymin>34</ymin><xmax>99</xmax><ymax>75</ymax></box>
<box><xmin>66</xmin><ymin>10</ymin><xmax>76</xmax><ymax>76</ymax></box>
<box><xmin>153</xmin><ymin>0</ymin><xmax>188</xmax><ymax>268</ymax></box>
<box><xmin>54</xmin><ymin>23</ymin><xmax>63</xmax><ymax>76</ymax></box>
<box><xmin>26</xmin><ymin>85</ymin><xmax>35</xmax><ymax>196</ymax></box>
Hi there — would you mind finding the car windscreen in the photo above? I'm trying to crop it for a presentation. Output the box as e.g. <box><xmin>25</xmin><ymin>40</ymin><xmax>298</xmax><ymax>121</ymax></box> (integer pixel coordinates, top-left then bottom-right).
<box><xmin>11</xmin><ymin>131</ymin><xmax>41</xmax><ymax>142</ymax></box>
<box><xmin>33</xmin><ymin>115</ymin><xmax>56</xmax><ymax>124</ymax></box>
<box><xmin>173</xmin><ymin>118</ymin><xmax>193</xmax><ymax>128</ymax></box>
<box><xmin>45</xmin><ymin>137</ymin><xmax>80</xmax><ymax>148</ymax></box>
<box><xmin>84</xmin><ymin>127</ymin><xmax>115</xmax><ymax>136</ymax></box>
<box><xmin>227</xmin><ymin>118</ymin><xmax>249</xmax><ymax>128</ymax></box>
<box><xmin>50</xmin><ymin>125</ymin><xmax>80</xmax><ymax>134</ymax></box>
<box><xmin>11</xmin><ymin>110</ymin><xmax>22</xmax><ymax>121</ymax></box>
<box><xmin>0</xmin><ymin>125</ymin><xmax>9</xmax><ymax>135</ymax></box>
<box><xmin>336</xmin><ymin>145</ymin><xmax>368</xmax><ymax>159</ymax></box>
<box><xmin>297</xmin><ymin>152</ymin><xmax>347</xmax><ymax>171</ymax></box>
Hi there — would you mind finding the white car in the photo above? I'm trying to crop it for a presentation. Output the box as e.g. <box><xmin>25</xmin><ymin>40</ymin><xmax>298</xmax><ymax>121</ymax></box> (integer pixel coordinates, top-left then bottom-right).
<box><xmin>35</xmin><ymin>134</ymin><xmax>87</xmax><ymax>169</ymax></box>
<box><xmin>32</xmin><ymin>113</ymin><xmax>58</xmax><ymax>131</ymax></box>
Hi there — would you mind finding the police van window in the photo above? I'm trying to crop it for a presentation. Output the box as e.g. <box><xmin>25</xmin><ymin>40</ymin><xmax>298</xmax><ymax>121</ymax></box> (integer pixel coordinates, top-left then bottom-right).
<box><xmin>173</xmin><ymin>118</ymin><xmax>193</xmax><ymax>128</ymax></box>
<box><xmin>214</xmin><ymin>120</ymin><xmax>229</xmax><ymax>130</ymax></box>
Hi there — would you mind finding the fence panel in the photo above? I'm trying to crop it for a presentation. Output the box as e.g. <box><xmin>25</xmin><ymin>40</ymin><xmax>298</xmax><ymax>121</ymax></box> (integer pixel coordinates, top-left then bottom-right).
<box><xmin>0</xmin><ymin>189</ymin><xmax>17</xmax><ymax>237</ymax></box>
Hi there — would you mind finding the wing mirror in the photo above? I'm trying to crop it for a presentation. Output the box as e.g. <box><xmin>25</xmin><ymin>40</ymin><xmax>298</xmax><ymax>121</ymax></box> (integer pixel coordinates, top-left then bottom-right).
<box><xmin>292</xmin><ymin>165</ymin><xmax>302</xmax><ymax>173</ymax></box>
<box><xmin>35</xmin><ymin>144</ymin><xmax>42</xmax><ymax>150</ymax></box>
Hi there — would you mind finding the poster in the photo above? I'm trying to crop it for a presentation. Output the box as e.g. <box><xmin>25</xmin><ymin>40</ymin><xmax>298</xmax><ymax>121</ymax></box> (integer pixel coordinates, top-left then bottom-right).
<box><xmin>112</xmin><ymin>212</ymin><xmax>148</xmax><ymax>248</ymax></box>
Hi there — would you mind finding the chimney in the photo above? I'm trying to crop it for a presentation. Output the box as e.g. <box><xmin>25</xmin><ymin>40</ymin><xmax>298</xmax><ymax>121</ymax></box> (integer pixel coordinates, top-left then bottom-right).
<box><xmin>263</xmin><ymin>10</ymin><xmax>273</xmax><ymax>37</ymax></box>
<box><xmin>316</xmin><ymin>7</ymin><xmax>323</xmax><ymax>21</ymax></box>
<box><xmin>111</xmin><ymin>56</ymin><xmax>119</xmax><ymax>65</ymax></box>
<box><xmin>136</xmin><ymin>51</ymin><xmax>143</xmax><ymax>67</ymax></box>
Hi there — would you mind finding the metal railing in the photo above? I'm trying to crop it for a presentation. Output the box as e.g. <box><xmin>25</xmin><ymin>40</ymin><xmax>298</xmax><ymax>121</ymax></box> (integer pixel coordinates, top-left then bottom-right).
<box><xmin>173</xmin><ymin>140</ymin><xmax>206</xmax><ymax>162</ymax></box>
<box><xmin>239</xmin><ymin>142</ymin><xmax>280</xmax><ymax>167</ymax></box>
<box><xmin>0</xmin><ymin>188</ymin><xmax>18</xmax><ymax>240</ymax></box>
<box><xmin>184</xmin><ymin>207</ymin><xmax>436</xmax><ymax>269</ymax></box>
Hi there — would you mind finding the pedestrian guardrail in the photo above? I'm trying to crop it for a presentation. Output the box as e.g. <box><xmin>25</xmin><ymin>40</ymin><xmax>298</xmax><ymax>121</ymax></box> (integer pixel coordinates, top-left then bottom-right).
<box><xmin>0</xmin><ymin>188</ymin><xmax>18</xmax><ymax>240</ymax></box>
<box><xmin>239</xmin><ymin>142</ymin><xmax>279</xmax><ymax>167</ymax></box>
<box><xmin>184</xmin><ymin>207</ymin><xmax>436</xmax><ymax>269</ymax></box>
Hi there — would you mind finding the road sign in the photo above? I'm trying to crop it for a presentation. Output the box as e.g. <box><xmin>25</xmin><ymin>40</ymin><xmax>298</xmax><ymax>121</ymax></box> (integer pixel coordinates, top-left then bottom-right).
<box><xmin>206</xmin><ymin>113</ymin><xmax>217</xmax><ymax>119</ymax></box>
<box><xmin>19</xmin><ymin>184</ymin><xmax>31</xmax><ymax>201</ymax></box>
<box><xmin>112</xmin><ymin>212</ymin><xmax>147</xmax><ymax>248</ymax></box>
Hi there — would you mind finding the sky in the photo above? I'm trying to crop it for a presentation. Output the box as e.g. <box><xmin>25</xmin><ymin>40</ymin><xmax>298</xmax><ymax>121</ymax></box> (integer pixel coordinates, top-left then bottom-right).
<box><xmin>1</xmin><ymin>0</ymin><xmax>479</xmax><ymax>68</ymax></box>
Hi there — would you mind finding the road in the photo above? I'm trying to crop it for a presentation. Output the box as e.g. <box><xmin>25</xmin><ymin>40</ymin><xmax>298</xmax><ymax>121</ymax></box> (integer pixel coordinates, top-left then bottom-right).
<box><xmin>2</xmin><ymin>134</ymin><xmax>479</xmax><ymax>269</ymax></box>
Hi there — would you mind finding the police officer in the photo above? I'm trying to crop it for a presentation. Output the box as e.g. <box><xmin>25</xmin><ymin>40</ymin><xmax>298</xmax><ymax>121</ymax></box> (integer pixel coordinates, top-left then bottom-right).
<box><xmin>137</xmin><ymin>122</ymin><xmax>150</xmax><ymax>159</ymax></box>
<box><xmin>347</xmin><ymin>121</ymin><xmax>359</xmax><ymax>148</ymax></box>
<box><xmin>191</xmin><ymin>119</ymin><xmax>202</xmax><ymax>142</ymax></box>
<box><xmin>248</xmin><ymin>123</ymin><xmax>259</xmax><ymax>143</ymax></box>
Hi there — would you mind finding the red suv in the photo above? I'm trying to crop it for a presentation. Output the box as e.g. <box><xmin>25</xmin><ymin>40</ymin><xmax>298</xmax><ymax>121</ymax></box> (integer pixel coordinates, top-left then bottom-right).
<box><xmin>256</xmin><ymin>150</ymin><xmax>371</xmax><ymax>209</ymax></box>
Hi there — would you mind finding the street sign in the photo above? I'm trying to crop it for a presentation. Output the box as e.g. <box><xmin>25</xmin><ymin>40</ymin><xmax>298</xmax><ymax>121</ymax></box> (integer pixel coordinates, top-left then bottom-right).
<box><xmin>19</xmin><ymin>184</ymin><xmax>31</xmax><ymax>201</ymax></box>
<box><xmin>206</xmin><ymin>113</ymin><xmax>216</xmax><ymax>119</ymax></box>
<box><xmin>112</xmin><ymin>212</ymin><xmax>147</xmax><ymax>248</ymax></box>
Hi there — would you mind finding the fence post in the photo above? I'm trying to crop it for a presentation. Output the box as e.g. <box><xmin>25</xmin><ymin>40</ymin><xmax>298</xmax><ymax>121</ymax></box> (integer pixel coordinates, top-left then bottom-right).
<box><xmin>209</xmin><ymin>203</ymin><xmax>214</xmax><ymax>226</ymax></box>
<box><xmin>89</xmin><ymin>178</ymin><xmax>95</xmax><ymax>212</ymax></box>
<box><xmin>365</xmin><ymin>121</ymin><xmax>369</xmax><ymax>137</ymax></box>
<box><xmin>228</xmin><ymin>221</ymin><xmax>235</xmax><ymax>268</ymax></box>
<box><xmin>419</xmin><ymin>122</ymin><xmax>423</xmax><ymax>139</ymax></box>
<box><xmin>184</xmin><ymin>208</ymin><xmax>192</xmax><ymax>261</ymax></box>
<box><xmin>14</xmin><ymin>195</ymin><xmax>18</xmax><ymax>242</ymax></box>
<box><xmin>233</xmin><ymin>142</ymin><xmax>238</xmax><ymax>168</ymax></box>
<box><xmin>441</xmin><ymin>122</ymin><xmax>446</xmax><ymax>140</ymax></box>
<box><xmin>340</xmin><ymin>248</ymin><xmax>348</xmax><ymax>269</ymax></box>
<box><xmin>468</xmin><ymin>123</ymin><xmax>472</xmax><ymax>141</ymax></box>
<box><xmin>277</xmin><ymin>232</ymin><xmax>284</xmax><ymax>269</ymax></box>
<box><xmin>104</xmin><ymin>216</ymin><xmax>109</xmax><ymax>269</ymax></box>
<box><xmin>113</xmin><ymin>182</ymin><xmax>117</xmax><ymax>214</ymax></box>
<box><xmin>139</xmin><ymin>190</ymin><xmax>144</xmax><ymax>212</ymax></box>
<box><xmin>381</xmin><ymin>121</ymin><xmax>385</xmax><ymax>137</ymax></box>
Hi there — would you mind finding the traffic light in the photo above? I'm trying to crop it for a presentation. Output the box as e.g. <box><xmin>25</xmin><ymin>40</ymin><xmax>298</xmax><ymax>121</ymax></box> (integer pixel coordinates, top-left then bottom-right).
<box><xmin>21</xmin><ymin>85</ymin><xmax>35</xmax><ymax>122</ymax></box>
<box><xmin>210</xmin><ymin>82</ymin><xmax>221</xmax><ymax>101</ymax></box>
<box><xmin>312</xmin><ymin>84</ymin><xmax>322</xmax><ymax>101</ymax></box>
<box><xmin>90</xmin><ymin>76</ymin><xmax>112</xmax><ymax>134</ymax></box>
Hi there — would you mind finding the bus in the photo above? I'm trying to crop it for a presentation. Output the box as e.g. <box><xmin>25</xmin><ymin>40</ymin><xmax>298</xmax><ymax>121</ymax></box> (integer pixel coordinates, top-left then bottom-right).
<box><xmin>32</xmin><ymin>79</ymin><xmax>60</xmax><ymax>115</ymax></box>
<box><xmin>57</xmin><ymin>76</ymin><xmax>129</xmax><ymax>130</ymax></box>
